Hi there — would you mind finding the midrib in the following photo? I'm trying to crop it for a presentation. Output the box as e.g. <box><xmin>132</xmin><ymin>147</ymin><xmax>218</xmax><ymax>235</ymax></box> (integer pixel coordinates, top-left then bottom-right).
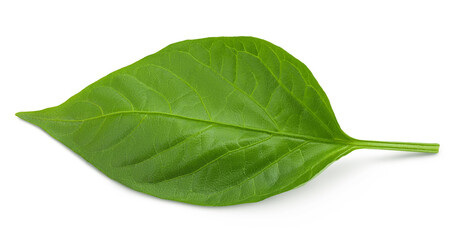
<box><xmin>31</xmin><ymin>110</ymin><xmax>347</xmax><ymax>144</ymax></box>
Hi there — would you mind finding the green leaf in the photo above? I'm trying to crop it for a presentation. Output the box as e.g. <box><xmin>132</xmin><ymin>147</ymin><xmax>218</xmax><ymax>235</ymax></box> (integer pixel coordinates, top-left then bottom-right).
<box><xmin>16</xmin><ymin>37</ymin><xmax>439</xmax><ymax>206</ymax></box>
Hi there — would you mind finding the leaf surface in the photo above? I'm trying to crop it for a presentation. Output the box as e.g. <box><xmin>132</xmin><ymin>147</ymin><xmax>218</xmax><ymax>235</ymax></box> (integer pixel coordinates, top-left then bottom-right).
<box><xmin>17</xmin><ymin>37</ymin><xmax>439</xmax><ymax>206</ymax></box>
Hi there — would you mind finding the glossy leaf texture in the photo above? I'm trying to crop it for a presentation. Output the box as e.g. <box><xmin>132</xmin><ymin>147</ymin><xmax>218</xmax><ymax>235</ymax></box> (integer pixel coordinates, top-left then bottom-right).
<box><xmin>17</xmin><ymin>37</ymin><xmax>439</xmax><ymax>206</ymax></box>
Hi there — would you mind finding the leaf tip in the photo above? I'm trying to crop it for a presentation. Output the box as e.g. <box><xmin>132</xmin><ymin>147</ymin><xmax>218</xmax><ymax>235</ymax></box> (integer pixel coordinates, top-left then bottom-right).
<box><xmin>16</xmin><ymin>111</ymin><xmax>37</xmax><ymax>124</ymax></box>
<box><xmin>16</xmin><ymin>111</ymin><xmax>28</xmax><ymax>120</ymax></box>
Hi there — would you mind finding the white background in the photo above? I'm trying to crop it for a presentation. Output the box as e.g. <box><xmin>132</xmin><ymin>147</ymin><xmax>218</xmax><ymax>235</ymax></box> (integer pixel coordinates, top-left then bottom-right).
<box><xmin>1</xmin><ymin>1</ymin><xmax>461</xmax><ymax>239</ymax></box>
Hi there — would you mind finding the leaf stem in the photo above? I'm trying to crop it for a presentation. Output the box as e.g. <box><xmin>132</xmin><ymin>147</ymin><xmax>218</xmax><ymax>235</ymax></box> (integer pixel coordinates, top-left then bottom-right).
<box><xmin>349</xmin><ymin>139</ymin><xmax>439</xmax><ymax>153</ymax></box>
